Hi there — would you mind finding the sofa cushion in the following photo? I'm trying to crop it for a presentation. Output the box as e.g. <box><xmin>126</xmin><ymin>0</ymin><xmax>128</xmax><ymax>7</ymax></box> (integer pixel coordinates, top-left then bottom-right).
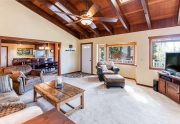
<box><xmin>0</xmin><ymin>106</ymin><xmax>43</xmax><ymax>124</ymax></box>
<box><xmin>0</xmin><ymin>90</ymin><xmax>26</xmax><ymax>117</ymax></box>
<box><xmin>0</xmin><ymin>75</ymin><xmax>13</xmax><ymax>93</ymax></box>
<box><xmin>25</xmin><ymin>76</ymin><xmax>41</xmax><ymax>85</ymax></box>
<box><xmin>102</xmin><ymin>70</ymin><xmax>114</xmax><ymax>74</ymax></box>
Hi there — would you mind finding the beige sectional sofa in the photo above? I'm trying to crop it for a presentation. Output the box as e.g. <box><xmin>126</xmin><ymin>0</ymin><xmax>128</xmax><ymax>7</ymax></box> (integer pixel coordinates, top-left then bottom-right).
<box><xmin>0</xmin><ymin>75</ymin><xmax>43</xmax><ymax>124</ymax></box>
<box><xmin>1</xmin><ymin>65</ymin><xmax>44</xmax><ymax>95</ymax></box>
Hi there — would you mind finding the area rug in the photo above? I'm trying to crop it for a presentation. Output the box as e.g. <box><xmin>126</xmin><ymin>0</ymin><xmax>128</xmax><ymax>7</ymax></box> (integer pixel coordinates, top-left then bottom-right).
<box><xmin>62</xmin><ymin>72</ymin><xmax>92</xmax><ymax>78</ymax></box>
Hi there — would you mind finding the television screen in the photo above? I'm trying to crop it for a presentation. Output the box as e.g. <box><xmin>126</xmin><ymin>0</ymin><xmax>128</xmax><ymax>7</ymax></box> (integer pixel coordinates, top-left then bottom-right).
<box><xmin>165</xmin><ymin>52</ymin><xmax>180</xmax><ymax>75</ymax></box>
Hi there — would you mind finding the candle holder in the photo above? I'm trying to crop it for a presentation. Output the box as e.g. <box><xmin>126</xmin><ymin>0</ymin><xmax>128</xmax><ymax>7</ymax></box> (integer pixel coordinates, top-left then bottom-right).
<box><xmin>55</xmin><ymin>76</ymin><xmax>64</xmax><ymax>89</ymax></box>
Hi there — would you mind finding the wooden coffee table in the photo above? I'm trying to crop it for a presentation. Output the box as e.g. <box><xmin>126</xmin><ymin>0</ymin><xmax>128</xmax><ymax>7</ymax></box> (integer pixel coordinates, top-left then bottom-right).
<box><xmin>33</xmin><ymin>80</ymin><xmax>85</xmax><ymax>116</ymax></box>
<box><xmin>23</xmin><ymin>108</ymin><xmax>75</xmax><ymax>124</ymax></box>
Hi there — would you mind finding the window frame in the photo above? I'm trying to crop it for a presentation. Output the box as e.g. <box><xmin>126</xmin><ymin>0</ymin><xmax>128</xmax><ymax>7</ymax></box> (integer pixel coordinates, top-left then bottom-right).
<box><xmin>149</xmin><ymin>34</ymin><xmax>180</xmax><ymax>70</ymax></box>
<box><xmin>98</xmin><ymin>42</ymin><xmax>136</xmax><ymax>65</ymax></box>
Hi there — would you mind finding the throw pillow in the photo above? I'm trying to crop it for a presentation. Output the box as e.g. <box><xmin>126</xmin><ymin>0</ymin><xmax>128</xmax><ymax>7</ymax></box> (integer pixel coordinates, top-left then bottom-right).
<box><xmin>0</xmin><ymin>75</ymin><xmax>13</xmax><ymax>93</ymax></box>
<box><xmin>11</xmin><ymin>71</ymin><xmax>26</xmax><ymax>78</ymax></box>
<box><xmin>100</xmin><ymin>65</ymin><xmax>108</xmax><ymax>71</ymax></box>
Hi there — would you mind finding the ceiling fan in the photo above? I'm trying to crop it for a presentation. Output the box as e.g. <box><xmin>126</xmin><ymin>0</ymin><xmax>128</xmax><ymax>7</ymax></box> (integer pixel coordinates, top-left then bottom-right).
<box><xmin>55</xmin><ymin>3</ymin><xmax>118</xmax><ymax>29</ymax></box>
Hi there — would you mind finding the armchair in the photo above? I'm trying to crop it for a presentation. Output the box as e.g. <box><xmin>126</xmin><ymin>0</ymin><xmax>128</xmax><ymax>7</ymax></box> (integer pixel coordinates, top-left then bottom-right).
<box><xmin>96</xmin><ymin>61</ymin><xmax>119</xmax><ymax>81</ymax></box>
<box><xmin>3</xmin><ymin>65</ymin><xmax>44</xmax><ymax>95</ymax></box>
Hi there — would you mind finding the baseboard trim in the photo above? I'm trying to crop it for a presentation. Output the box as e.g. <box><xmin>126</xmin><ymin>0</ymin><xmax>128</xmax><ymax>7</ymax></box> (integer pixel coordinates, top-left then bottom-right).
<box><xmin>136</xmin><ymin>83</ymin><xmax>153</xmax><ymax>88</ymax></box>
<box><xmin>124</xmin><ymin>77</ymin><xmax>136</xmax><ymax>82</ymax></box>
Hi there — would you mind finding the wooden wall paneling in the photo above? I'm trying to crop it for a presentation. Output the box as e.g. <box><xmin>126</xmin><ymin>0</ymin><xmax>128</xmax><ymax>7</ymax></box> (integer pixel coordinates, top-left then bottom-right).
<box><xmin>16</xmin><ymin>0</ymin><xmax>80</xmax><ymax>39</ymax></box>
<box><xmin>152</xmin><ymin>16</ymin><xmax>177</xmax><ymax>29</ymax></box>
<box><xmin>100</xmin><ymin>30</ymin><xmax>112</xmax><ymax>37</ymax></box>
<box><xmin>130</xmin><ymin>22</ymin><xmax>149</xmax><ymax>32</ymax></box>
<box><xmin>114</xmin><ymin>27</ymin><xmax>127</xmax><ymax>34</ymax></box>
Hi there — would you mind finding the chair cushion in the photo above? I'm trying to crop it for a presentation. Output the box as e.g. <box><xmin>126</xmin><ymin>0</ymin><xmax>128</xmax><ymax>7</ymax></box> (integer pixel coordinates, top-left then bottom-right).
<box><xmin>102</xmin><ymin>70</ymin><xmax>114</xmax><ymax>74</ymax></box>
<box><xmin>97</xmin><ymin>61</ymin><xmax>114</xmax><ymax>70</ymax></box>
<box><xmin>0</xmin><ymin>75</ymin><xmax>12</xmax><ymax>93</ymax></box>
<box><xmin>99</xmin><ymin>65</ymin><xmax>108</xmax><ymax>71</ymax></box>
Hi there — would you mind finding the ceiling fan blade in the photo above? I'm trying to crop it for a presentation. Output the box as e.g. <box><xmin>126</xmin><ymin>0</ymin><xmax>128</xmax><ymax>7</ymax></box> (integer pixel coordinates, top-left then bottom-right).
<box><xmin>55</xmin><ymin>11</ymin><xmax>82</xmax><ymax>18</ymax></box>
<box><xmin>89</xmin><ymin>22</ymin><xmax>97</xmax><ymax>29</ymax></box>
<box><xmin>86</xmin><ymin>4</ymin><xmax>101</xmax><ymax>17</ymax></box>
<box><xmin>66</xmin><ymin>20</ymin><xmax>81</xmax><ymax>26</ymax></box>
<box><xmin>92</xmin><ymin>17</ymin><xmax>118</xmax><ymax>22</ymax></box>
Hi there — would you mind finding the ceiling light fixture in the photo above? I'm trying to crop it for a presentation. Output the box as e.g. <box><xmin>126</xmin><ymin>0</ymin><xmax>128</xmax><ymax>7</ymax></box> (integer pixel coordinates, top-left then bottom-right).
<box><xmin>81</xmin><ymin>18</ymin><xmax>92</xmax><ymax>25</ymax></box>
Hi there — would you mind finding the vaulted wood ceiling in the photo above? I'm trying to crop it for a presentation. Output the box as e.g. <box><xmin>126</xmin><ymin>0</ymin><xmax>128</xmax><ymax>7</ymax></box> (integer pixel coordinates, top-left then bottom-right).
<box><xmin>16</xmin><ymin>0</ymin><xmax>180</xmax><ymax>39</ymax></box>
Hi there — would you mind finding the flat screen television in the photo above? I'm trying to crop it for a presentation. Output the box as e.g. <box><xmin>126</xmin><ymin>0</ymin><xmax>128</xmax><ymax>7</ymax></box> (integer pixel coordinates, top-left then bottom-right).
<box><xmin>165</xmin><ymin>52</ymin><xmax>180</xmax><ymax>75</ymax></box>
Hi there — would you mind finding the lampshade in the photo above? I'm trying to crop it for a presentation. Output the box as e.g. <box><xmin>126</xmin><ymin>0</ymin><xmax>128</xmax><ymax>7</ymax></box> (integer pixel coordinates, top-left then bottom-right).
<box><xmin>81</xmin><ymin>18</ymin><xmax>92</xmax><ymax>25</ymax></box>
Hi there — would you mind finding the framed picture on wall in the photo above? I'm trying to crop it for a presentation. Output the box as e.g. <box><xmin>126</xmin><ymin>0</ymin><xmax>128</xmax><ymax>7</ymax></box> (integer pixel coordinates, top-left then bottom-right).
<box><xmin>17</xmin><ymin>48</ymin><xmax>33</xmax><ymax>55</ymax></box>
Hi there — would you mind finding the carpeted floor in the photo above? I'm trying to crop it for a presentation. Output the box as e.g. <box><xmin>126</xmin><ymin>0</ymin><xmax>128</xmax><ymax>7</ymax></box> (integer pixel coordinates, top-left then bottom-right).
<box><xmin>19</xmin><ymin>75</ymin><xmax>180</xmax><ymax>124</ymax></box>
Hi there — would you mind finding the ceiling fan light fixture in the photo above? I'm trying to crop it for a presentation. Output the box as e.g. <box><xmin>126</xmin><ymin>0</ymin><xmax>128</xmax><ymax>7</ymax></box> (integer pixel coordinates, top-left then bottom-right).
<box><xmin>81</xmin><ymin>18</ymin><xmax>92</xmax><ymax>25</ymax></box>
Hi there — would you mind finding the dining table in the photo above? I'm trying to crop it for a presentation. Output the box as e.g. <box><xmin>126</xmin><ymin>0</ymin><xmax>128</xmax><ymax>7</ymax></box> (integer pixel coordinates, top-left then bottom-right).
<box><xmin>27</xmin><ymin>61</ymin><xmax>58</xmax><ymax>69</ymax></box>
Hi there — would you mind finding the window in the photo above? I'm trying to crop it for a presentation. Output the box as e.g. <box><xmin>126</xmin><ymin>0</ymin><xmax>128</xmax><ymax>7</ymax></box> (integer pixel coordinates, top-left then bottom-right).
<box><xmin>149</xmin><ymin>34</ymin><xmax>180</xmax><ymax>69</ymax></box>
<box><xmin>98</xmin><ymin>45</ymin><xmax>105</xmax><ymax>61</ymax></box>
<box><xmin>98</xmin><ymin>43</ymin><xmax>135</xmax><ymax>64</ymax></box>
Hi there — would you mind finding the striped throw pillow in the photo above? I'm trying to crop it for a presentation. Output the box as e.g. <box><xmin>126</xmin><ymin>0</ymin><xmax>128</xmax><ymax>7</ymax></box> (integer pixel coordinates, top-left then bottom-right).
<box><xmin>0</xmin><ymin>75</ymin><xmax>12</xmax><ymax>93</ymax></box>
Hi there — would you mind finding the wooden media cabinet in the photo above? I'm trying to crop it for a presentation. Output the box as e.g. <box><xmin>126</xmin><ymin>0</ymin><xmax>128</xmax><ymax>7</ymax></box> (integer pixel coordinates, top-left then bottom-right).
<box><xmin>158</xmin><ymin>72</ymin><xmax>180</xmax><ymax>103</ymax></box>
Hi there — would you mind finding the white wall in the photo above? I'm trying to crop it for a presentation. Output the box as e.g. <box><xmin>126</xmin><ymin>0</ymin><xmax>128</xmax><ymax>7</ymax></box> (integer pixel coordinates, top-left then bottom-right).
<box><xmin>1</xmin><ymin>43</ymin><xmax>35</xmax><ymax>66</ymax></box>
<box><xmin>0</xmin><ymin>0</ymin><xmax>80</xmax><ymax>74</ymax></box>
<box><xmin>80</xmin><ymin>26</ymin><xmax>180</xmax><ymax>86</ymax></box>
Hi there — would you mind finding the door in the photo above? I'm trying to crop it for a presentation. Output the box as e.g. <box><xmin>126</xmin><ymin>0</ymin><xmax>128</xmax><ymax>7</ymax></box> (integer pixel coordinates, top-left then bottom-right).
<box><xmin>1</xmin><ymin>47</ymin><xmax>8</xmax><ymax>67</ymax></box>
<box><xmin>81</xmin><ymin>44</ymin><xmax>92</xmax><ymax>74</ymax></box>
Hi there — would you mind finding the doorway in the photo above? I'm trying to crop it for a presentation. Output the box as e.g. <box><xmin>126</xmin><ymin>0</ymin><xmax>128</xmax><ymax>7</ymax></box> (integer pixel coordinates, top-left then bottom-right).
<box><xmin>81</xmin><ymin>43</ymin><xmax>93</xmax><ymax>74</ymax></box>
<box><xmin>1</xmin><ymin>46</ymin><xmax>8</xmax><ymax>67</ymax></box>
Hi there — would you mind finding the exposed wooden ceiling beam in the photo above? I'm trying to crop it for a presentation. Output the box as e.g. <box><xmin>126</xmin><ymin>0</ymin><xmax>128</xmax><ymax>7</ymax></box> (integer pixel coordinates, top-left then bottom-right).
<box><xmin>37</xmin><ymin>0</ymin><xmax>90</xmax><ymax>38</ymax></box>
<box><xmin>178</xmin><ymin>1</ymin><xmax>180</xmax><ymax>25</ymax></box>
<box><xmin>109</xmin><ymin>0</ymin><xmax>130</xmax><ymax>32</ymax></box>
<box><xmin>100</xmin><ymin>22</ymin><xmax>113</xmax><ymax>35</ymax></box>
<box><xmin>16</xmin><ymin>0</ymin><xmax>80</xmax><ymax>39</ymax></box>
<box><xmin>140</xmin><ymin>0</ymin><xmax>152</xmax><ymax>29</ymax></box>
<box><xmin>79</xmin><ymin>0</ymin><xmax>114</xmax><ymax>35</ymax></box>
<box><xmin>55</xmin><ymin>0</ymin><xmax>100</xmax><ymax>37</ymax></box>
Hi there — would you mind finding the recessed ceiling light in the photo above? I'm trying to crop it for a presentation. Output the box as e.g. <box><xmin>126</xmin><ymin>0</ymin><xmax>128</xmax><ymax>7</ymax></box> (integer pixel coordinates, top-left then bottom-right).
<box><xmin>119</xmin><ymin>0</ymin><xmax>130</xmax><ymax>3</ymax></box>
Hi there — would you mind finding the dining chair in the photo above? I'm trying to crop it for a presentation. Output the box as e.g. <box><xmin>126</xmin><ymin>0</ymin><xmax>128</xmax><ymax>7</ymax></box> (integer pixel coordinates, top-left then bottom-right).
<box><xmin>47</xmin><ymin>58</ymin><xmax>54</xmax><ymax>71</ymax></box>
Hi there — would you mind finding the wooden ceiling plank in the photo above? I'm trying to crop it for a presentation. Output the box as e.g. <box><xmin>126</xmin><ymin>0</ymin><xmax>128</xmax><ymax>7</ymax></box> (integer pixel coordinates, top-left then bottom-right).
<box><xmin>37</xmin><ymin>0</ymin><xmax>90</xmax><ymax>38</ymax></box>
<box><xmin>56</xmin><ymin>0</ymin><xmax>100</xmax><ymax>37</ymax></box>
<box><xmin>140</xmin><ymin>0</ymin><xmax>152</xmax><ymax>29</ymax></box>
<box><xmin>16</xmin><ymin>0</ymin><xmax>79</xmax><ymax>39</ymax></box>
<box><xmin>79</xmin><ymin>0</ymin><xmax>114</xmax><ymax>35</ymax></box>
<box><xmin>178</xmin><ymin>1</ymin><xmax>180</xmax><ymax>25</ymax></box>
<box><xmin>109</xmin><ymin>0</ymin><xmax>130</xmax><ymax>32</ymax></box>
